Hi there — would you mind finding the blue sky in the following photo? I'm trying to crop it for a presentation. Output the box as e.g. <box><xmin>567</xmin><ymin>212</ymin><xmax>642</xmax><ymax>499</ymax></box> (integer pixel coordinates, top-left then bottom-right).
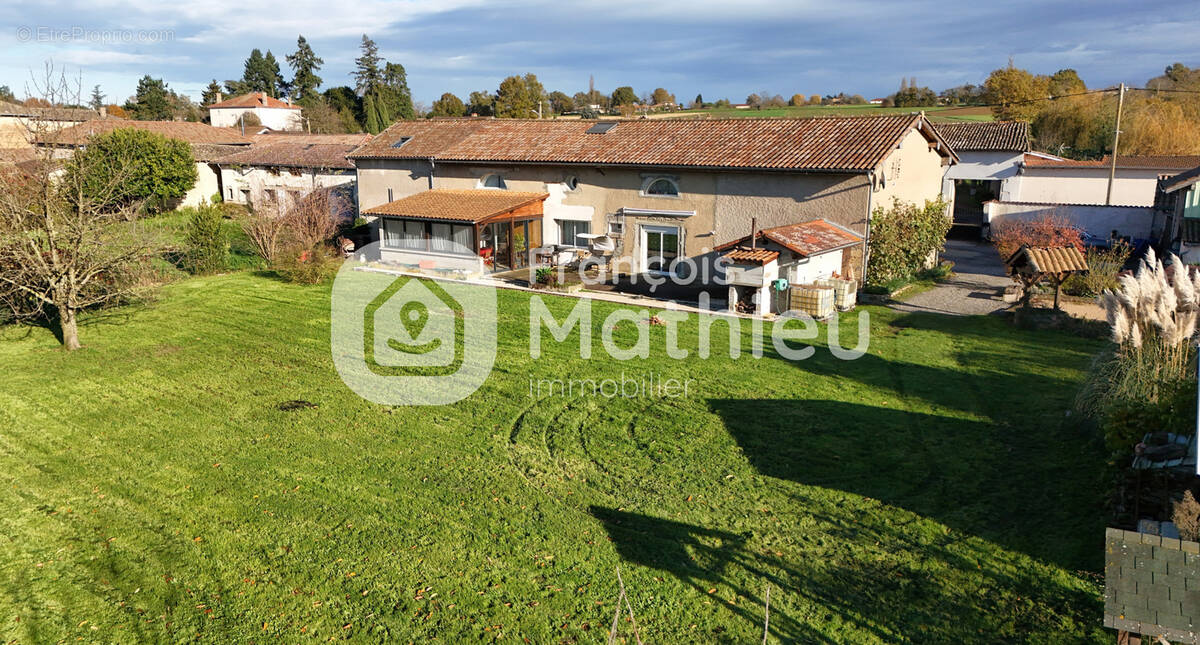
<box><xmin>1</xmin><ymin>1</ymin><xmax>1197</xmax><ymax>107</ymax></box>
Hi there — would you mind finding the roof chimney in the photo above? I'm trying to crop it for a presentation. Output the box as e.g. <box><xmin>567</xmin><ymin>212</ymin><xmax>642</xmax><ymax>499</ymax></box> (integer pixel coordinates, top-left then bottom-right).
<box><xmin>259</xmin><ymin>93</ymin><xmax>267</xmax><ymax>106</ymax></box>
<box><xmin>213</xmin><ymin>91</ymin><xmax>222</xmax><ymax>104</ymax></box>
<box><xmin>98</xmin><ymin>105</ymin><xmax>107</xmax><ymax>119</ymax></box>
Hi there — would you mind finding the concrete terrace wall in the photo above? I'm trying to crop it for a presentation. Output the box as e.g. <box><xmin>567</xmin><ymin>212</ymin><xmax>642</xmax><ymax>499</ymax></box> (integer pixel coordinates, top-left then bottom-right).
<box><xmin>985</xmin><ymin>200</ymin><xmax>1155</xmax><ymax>240</ymax></box>
<box><xmin>1105</xmin><ymin>527</ymin><xmax>1200</xmax><ymax>643</ymax></box>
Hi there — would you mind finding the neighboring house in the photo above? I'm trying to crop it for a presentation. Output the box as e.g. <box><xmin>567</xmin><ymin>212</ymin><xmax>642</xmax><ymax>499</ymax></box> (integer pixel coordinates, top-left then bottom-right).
<box><xmin>206</xmin><ymin>92</ymin><xmax>303</xmax><ymax>132</ymax></box>
<box><xmin>1154</xmin><ymin>163</ymin><xmax>1200</xmax><ymax>262</ymax></box>
<box><xmin>0</xmin><ymin>101</ymin><xmax>98</xmax><ymax>149</ymax></box>
<box><xmin>212</xmin><ymin>133</ymin><xmax>370</xmax><ymax>213</ymax></box>
<box><xmin>1009</xmin><ymin>154</ymin><xmax>1200</xmax><ymax>207</ymax></box>
<box><xmin>40</xmin><ymin>119</ymin><xmax>252</xmax><ymax>207</ymax></box>
<box><xmin>935</xmin><ymin>121</ymin><xmax>1029</xmax><ymax>232</ymax></box>
<box><xmin>348</xmin><ymin>115</ymin><xmax>955</xmax><ymax>281</ymax></box>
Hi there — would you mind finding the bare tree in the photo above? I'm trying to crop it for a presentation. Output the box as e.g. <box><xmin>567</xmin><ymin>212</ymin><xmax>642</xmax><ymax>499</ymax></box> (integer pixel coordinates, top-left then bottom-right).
<box><xmin>238</xmin><ymin>200</ymin><xmax>289</xmax><ymax>264</ymax></box>
<box><xmin>0</xmin><ymin>64</ymin><xmax>164</xmax><ymax>350</ymax></box>
<box><xmin>283</xmin><ymin>188</ymin><xmax>345</xmax><ymax>253</ymax></box>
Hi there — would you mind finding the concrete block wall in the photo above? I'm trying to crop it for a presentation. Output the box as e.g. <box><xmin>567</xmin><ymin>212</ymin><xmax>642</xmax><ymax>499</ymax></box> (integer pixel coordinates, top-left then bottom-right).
<box><xmin>1105</xmin><ymin>527</ymin><xmax>1200</xmax><ymax>643</ymax></box>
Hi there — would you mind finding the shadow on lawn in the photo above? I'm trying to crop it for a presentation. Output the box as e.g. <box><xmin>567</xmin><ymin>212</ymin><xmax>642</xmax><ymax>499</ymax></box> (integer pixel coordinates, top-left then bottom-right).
<box><xmin>709</xmin><ymin>398</ymin><xmax>1104</xmax><ymax>573</ymax></box>
<box><xmin>591</xmin><ymin>505</ymin><xmax>1100</xmax><ymax>642</ymax></box>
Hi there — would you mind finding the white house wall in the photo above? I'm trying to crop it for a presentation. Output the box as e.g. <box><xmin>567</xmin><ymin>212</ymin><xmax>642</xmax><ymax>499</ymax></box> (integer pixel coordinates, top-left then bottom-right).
<box><xmin>984</xmin><ymin>201</ymin><xmax>1155</xmax><ymax>239</ymax></box>
<box><xmin>180</xmin><ymin>162</ymin><xmax>220</xmax><ymax>207</ymax></box>
<box><xmin>219</xmin><ymin>165</ymin><xmax>356</xmax><ymax>208</ymax></box>
<box><xmin>210</xmin><ymin>107</ymin><xmax>302</xmax><ymax>132</ymax></box>
<box><xmin>1009</xmin><ymin>167</ymin><xmax>1167</xmax><ymax>207</ymax></box>
<box><xmin>942</xmin><ymin>150</ymin><xmax>1023</xmax><ymax>201</ymax></box>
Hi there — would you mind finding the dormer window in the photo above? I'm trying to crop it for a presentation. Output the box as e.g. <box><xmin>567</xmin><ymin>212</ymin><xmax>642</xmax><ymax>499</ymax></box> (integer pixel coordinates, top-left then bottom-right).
<box><xmin>479</xmin><ymin>173</ymin><xmax>507</xmax><ymax>190</ymax></box>
<box><xmin>642</xmin><ymin>177</ymin><xmax>679</xmax><ymax>197</ymax></box>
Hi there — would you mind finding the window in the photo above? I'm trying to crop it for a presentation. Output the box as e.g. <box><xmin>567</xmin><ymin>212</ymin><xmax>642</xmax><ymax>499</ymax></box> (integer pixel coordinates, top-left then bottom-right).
<box><xmin>391</xmin><ymin>136</ymin><xmax>412</xmax><ymax>149</ymax></box>
<box><xmin>607</xmin><ymin>216</ymin><xmax>624</xmax><ymax>236</ymax></box>
<box><xmin>643</xmin><ymin>177</ymin><xmax>679</xmax><ymax>197</ymax></box>
<box><xmin>383</xmin><ymin>219</ymin><xmax>474</xmax><ymax>254</ymax></box>
<box><xmin>382</xmin><ymin>218</ymin><xmax>405</xmax><ymax>248</ymax></box>
<box><xmin>565</xmin><ymin>176</ymin><xmax>579</xmax><ymax>191</ymax></box>
<box><xmin>401</xmin><ymin>220</ymin><xmax>425</xmax><ymax>250</ymax></box>
<box><xmin>642</xmin><ymin>225</ymin><xmax>680</xmax><ymax>274</ymax></box>
<box><xmin>479</xmin><ymin>174</ymin><xmax>507</xmax><ymax>189</ymax></box>
<box><xmin>559</xmin><ymin>219</ymin><xmax>591</xmax><ymax>247</ymax></box>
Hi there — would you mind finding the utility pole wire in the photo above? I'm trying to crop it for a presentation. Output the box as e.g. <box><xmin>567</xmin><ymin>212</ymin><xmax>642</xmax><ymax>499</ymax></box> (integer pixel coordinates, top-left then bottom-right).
<box><xmin>1106</xmin><ymin>82</ymin><xmax>1126</xmax><ymax>206</ymax></box>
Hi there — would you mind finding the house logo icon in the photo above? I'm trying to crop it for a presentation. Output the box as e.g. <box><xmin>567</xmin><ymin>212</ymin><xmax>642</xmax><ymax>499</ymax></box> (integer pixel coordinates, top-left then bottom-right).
<box><xmin>331</xmin><ymin>242</ymin><xmax>497</xmax><ymax>405</ymax></box>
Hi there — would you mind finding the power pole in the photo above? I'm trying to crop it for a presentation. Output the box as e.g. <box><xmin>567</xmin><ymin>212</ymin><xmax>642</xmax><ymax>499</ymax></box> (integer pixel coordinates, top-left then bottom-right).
<box><xmin>1106</xmin><ymin>82</ymin><xmax>1126</xmax><ymax>206</ymax></box>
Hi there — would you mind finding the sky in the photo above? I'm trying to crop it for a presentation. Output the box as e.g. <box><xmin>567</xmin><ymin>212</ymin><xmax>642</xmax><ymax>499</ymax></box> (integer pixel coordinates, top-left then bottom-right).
<box><xmin>1</xmin><ymin>0</ymin><xmax>1197</xmax><ymax>108</ymax></box>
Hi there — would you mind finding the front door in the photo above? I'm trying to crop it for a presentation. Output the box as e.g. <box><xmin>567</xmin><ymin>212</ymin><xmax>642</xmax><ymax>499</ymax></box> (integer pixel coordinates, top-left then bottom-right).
<box><xmin>641</xmin><ymin>225</ymin><xmax>680</xmax><ymax>274</ymax></box>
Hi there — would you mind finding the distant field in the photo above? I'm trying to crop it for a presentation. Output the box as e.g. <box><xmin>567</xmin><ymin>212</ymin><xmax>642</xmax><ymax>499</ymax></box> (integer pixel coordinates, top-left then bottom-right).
<box><xmin>652</xmin><ymin>104</ymin><xmax>994</xmax><ymax>122</ymax></box>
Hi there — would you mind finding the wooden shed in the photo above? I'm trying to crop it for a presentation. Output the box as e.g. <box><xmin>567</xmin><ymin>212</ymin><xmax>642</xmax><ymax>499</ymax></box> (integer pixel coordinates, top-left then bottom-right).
<box><xmin>1004</xmin><ymin>244</ymin><xmax>1089</xmax><ymax>310</ymax></box>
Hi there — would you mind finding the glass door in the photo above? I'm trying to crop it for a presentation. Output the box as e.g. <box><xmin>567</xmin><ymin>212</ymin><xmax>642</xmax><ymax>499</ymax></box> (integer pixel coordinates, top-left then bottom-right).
<box><xmin>642</xmin><ymin>225</ymin><xmax>680</xmax><ymax>274</ymax></box>
<box><xmin>483</xmin><ymin>222</ymin><xmax>512</xmax><ymax>272</ymax></box>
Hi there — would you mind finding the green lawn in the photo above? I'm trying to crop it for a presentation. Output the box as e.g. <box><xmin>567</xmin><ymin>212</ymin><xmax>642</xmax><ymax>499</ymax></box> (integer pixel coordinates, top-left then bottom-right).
<box><xmin>0</xmin><ymin>273</ymin><xmax>1108</xmax><ymax>642</ymax></box>
<box><xmin>667</xmin><ymin>104</ymin><xmax>994</xmax><ymax>123</ymax></box>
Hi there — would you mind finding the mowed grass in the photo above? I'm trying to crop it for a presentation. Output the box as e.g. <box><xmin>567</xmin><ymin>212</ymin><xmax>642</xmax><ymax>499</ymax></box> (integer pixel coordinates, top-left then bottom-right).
<box><xmin>0</xmin><ymin>273</ymin><xmax>1108</xmax><ymax>642</ymax></box>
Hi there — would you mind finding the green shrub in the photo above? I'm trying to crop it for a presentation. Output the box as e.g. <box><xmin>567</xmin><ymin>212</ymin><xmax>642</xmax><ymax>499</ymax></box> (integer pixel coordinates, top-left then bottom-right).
<box><xmin>273</xmin><ymin>245</ymin><xmax>340</xmax><ymax>285</ymax></box>
<box><xmin>866</xmin><ymin>197</ymin><xmax>951</xmax><ymax>286</ymax></box>
<box><xmin>1100</xmin><ymin>376</ymin><xmax>1194</xmax><ymax>454</ymax></box>
<box><xmin>535</xmin><ymin>267</ymin><xmax>557</xmax><ymax>285</ymax></box>
<box><xmin>918</xmin><ymin>261</ymin><xmax>954</xmax><ymax>281</ymax></box>
<box><xmin>1062</xmin><ymin>241</ymin><xmax>1130</xmax><ymax>297</ymax></box>
<box><xmin>63</xmin><ymin>128</ymin><xmax>197</xmax><ymax>215</ymax></box>
<box><xmin>183</xmin><ymin>202</ymin><xmax>229</xmax><ymax>274</ymax></box>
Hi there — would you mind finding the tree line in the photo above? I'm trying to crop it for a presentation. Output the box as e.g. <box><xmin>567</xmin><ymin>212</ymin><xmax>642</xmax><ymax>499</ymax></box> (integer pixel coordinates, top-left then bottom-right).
<box><xmin>981</xmin><ymin>61</ymin><xmax>1200</xmax><ymax>158</ymax></box>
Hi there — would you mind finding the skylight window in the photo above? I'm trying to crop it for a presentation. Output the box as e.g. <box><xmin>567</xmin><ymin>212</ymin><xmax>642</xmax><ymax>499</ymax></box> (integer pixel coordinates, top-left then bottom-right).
<box><xmin>586</xmin><ymin>122</ymin><xmax>617</xmax><ymax>134</ymax></box>
<box><xmin>391</xmin><ymin>136</ymin><xmax>412</xmax><ymax>149</ymax></box>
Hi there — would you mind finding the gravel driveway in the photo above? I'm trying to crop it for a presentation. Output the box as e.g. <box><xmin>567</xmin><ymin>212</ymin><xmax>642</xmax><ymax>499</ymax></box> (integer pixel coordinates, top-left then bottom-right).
<box><xmin>889</xmin><ymin>240</ymin><xmax>1013</xmax><ymax>316</ymax></box>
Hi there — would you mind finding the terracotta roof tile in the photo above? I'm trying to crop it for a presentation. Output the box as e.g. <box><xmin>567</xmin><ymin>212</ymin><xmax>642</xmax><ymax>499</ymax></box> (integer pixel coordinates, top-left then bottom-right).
<box><xmin>935</xmin><ymin>121</ymin><xmax>1029</xmax><ymax>152</ymax></box>
<box><xmin>1006</xmin><ymin>245</ymin><xmax>1089</xmax><ymax>274</ymax></box>
<box><xmin>350</xmin><ymin>115</ymin><xmax>953</xmax><ymax>172</ymax></box>
<box><xmin>363</xmin><ymin>189</ymin><xmax>548</xmax><ymax>222</ymax></box>
<box><xmin>191</xmin><ymin>143</ymin><xmax>251</xmax><ymax>162</ymax></box>
<box><xmin>1023</xmin><ymin>153</ymin><xmax>1200</xmax><ymax>170</ymax></box>
<box><xmin>207</xmin><ymin>92</ymin><xmax>300</xmax><ymax>110</ymax></box>
<box><xmin>0</xmin><ymin>101</ymin><xmax>98</xmax><ymax>121</ymax></box>
<box><xmin>44</xmin><ymin>119</ymin><xmax>252</xmax><ymax>146</ymax></box>
<box><xmin>716</xmin><ymin>219</ymin><xmax>863</xmax><ymax>257</ymax></box>
<box><xmin>214</xmin><ymin>142</ymin><xmax>358</xmax><ymax>169</ymax></box>
<box><xmin>722</xmin><ymin>248</ymin><xmax>779</xmax><ymax>264</ymax></box>
<box><xmin>250</xmin><ymin>132</ymin><xmax>372</xmax><ymax>146</ymax></box>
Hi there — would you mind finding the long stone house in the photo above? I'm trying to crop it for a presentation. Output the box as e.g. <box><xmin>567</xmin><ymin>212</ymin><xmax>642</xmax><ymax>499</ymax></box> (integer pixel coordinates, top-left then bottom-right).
<box><xmin>347</xmin><ymin>115</ymin><xmax>956</xmax><ymax>283</ymax></box>
<box><xmin>212</xmin><ymin>133</ymin><xmax>371</xmax><ymax>213</ymax></box>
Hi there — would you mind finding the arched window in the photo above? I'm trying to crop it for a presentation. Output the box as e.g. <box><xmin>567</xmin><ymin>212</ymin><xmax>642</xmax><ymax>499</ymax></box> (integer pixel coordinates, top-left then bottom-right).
<box><xmin>643</xmin><ymin>177</ymin><xmax>679</xmax><ymax>197</ymax></box>
<box><xmin>565</xmin><ymin>176</ymin><xmax>579</xmax><ymax>191</ymax></box>
<box><xmin>479</xmin><ymin>173</ymin><xmax>507</xmax><ymax>189</ymax></box>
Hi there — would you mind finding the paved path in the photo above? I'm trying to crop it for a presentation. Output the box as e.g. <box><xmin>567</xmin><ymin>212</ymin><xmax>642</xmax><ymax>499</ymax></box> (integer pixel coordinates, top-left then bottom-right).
<box><xmin>889</xmin><ymin>240</ymin><xmax>1012</xmax><ymax>316</ymax></box>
